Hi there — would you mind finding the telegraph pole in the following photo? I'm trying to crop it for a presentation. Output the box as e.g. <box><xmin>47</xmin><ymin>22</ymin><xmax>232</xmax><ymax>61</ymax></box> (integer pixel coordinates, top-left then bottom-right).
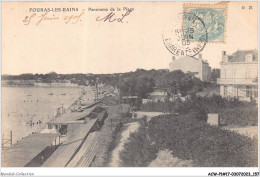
<box><xmin>1</xmin><ymin>131</ymin><xmax>12</xmax><ymax>149</ymax></box>
<box><xmin>95</xmin><ymin>77</ymin><xmax>99</xmax><ymax>101</ymax></box>
<box><xmin>2</xmin><ymin>134</ymin><xmax>4</xmax><ymax>150</ymax></box>
<box><xmin>118</xmin><ymin>74</ymin><xmax>122</xmax><ymax>117</ymax></box>
<box><xmin>10</xmin><ymin>131</ymin><xmax>12</xmax><ymax>146</ymax></box>
<box><xmin>119</xmin><ymin>74</ymin><xmax>121</xmax><ymax>105</ymax></box>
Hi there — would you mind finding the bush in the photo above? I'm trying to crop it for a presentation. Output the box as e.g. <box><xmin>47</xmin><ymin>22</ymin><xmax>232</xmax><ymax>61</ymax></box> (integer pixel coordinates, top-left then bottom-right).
<box><xmin>141</xmin><ymin>101</ymin><xmax>176</xmax><ymax>113</ymax></box>
<box><xmin>120</xmin><ymin>121</ymin><xmax>158</xmax><ymax>167</ymax></box>
<box><xmin>147</xmin><ymin>114</ymin><xmax>257</xmax><ymax>167</ymax></box>
<box><xmin>219</xmin><ymin>107</ymin><xmax>258</xmax><ymax>126</ymax></box>
<box><xmin>173</xmin><ymin>97</ymin><xmax>208</xmax><ymax>122</ymax></box>
<box><xmin>141</xmin><ymin>94</ymin><xmax>257</xmax><ymax>125</ymax></box>
<box><xmin>106</xmin><ymin>123</ymin><xmax>123</xmax><ymax>152</ymax></box>
<box><xmin>101</xmin><ymin>122</ymin><xmax>123</xmax><ymax>166</ymax></box>
<box><xmin>120</xmin><ymin>114</ymin><xmax>257</xmax><ymax>167</ymax></box>
<box><xmin>194</xmin><ymin>94</ymin><xmax>244</xmax><ymax>113</ymax></box>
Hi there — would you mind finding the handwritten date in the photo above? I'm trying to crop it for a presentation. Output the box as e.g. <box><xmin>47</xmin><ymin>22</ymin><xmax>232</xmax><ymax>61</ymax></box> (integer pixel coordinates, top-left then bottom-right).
<box><xmin>23</xmin><ymin>12</ymin><xmax>84</xmax><ymax>25</ymax></box>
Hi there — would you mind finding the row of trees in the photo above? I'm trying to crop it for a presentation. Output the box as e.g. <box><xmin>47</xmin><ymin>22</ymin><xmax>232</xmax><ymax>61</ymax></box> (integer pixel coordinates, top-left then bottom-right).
<box><xmin>2</xmin><ymin>72</ymin><xmax>59</xmax><ymax>81</ymax></box>
<box><xmin>2</xmin><ymin>68</ymin><xmax>220</xmax><ymax>84</ymax></box>
<box><xmin>3</xmin><ymin>69</ymin><xmax>215</xmax><ymax>98</ymax></box>
<box><xmin>119</xmin><ymin>69</ymin><xmax>204</xmax><ymax>100</ymax></box>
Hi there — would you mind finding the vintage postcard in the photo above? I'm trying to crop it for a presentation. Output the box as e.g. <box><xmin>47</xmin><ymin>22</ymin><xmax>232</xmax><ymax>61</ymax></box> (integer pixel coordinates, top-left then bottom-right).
<box><xmin>1</xmin><ymin>1</ymin><xmax>259</xmax><ymax>176</ymax></box>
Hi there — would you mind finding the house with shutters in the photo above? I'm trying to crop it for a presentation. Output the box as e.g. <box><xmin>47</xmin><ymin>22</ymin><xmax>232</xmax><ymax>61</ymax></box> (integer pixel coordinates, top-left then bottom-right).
<box><xmin>217</xmin><ymin>50</ymin><xmax>258</xmax><ymax>102</ymax></box>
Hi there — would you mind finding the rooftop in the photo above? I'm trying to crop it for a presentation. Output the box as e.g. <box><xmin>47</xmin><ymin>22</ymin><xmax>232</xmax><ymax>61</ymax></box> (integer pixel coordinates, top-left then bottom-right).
<box><xmin>2</xmin><ymin>133</ymin><xmax>59</xmax><ymax>167</ymax></box>
<box><xmin>42</xmin><ymin>119</ymin><xmax>98</xmax><ymax>167</ymax></box>
<box><xmin>49</xmin><ymin>106</ymin><xmax>97</xmax><ymax>124</ymax></box>
<box><xmin>171</xmin><ymin>55</ymin><xmax>209</xmax><ymax>64</ymax></box>
<box><xmin>228</xmin><ymin>50</ymin><xmax>258</xmax><ymax>62</ymax></box>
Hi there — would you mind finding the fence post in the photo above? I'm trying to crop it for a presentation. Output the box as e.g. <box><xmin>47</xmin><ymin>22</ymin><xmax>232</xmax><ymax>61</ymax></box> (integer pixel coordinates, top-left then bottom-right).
<box><xmin>110</xmin><ymin>119</ymin><xmax>113</xmax><ymax>132</ymax></box>
<box><xmin>10</xmin><ymin>131</ymin><xmax>12</xmax><ymax>146</ymax></box>
<box><xmin>2</xmin><ymin>134</ymin><xmax>4</xmax><ymax>150</ymax></box>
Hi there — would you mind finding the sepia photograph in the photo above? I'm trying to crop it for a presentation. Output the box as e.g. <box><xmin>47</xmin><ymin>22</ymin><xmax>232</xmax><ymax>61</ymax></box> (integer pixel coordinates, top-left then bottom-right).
<box><xmin>0</xmin><ymin>1</ymin><xmax>259</xmax><ymax>176</ymax></box>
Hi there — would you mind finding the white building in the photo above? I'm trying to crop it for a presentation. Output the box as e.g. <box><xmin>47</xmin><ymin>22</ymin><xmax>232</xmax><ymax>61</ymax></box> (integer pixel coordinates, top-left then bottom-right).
<box><xmin>217</xmin><ymin>50</ymin><xmax>258</xmax><ymax>102</ymax></box>
<box><xmin>169</xmin><ymin>54</ymin><xmax>211</xmax><ymax>82</ymax></box>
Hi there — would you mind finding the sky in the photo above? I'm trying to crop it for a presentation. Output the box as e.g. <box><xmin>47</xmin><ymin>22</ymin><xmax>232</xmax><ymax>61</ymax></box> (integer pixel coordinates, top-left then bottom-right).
<box><xmin>2</xmin><ymin>1</ymin><xmax>258</xmax><ymax>75</ymax></box>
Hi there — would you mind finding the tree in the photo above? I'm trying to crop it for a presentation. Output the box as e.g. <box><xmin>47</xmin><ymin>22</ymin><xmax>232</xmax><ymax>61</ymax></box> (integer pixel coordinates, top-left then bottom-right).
<box><xmin>119</xmin><ymin>76</ymin><xmax>155</xmax><ymax>99</ymax></box>
<box><xmin>158</xmin><ymin>70</ymin><xmax>203</xmax><ymax>97</ymax></box>
<box><xmin>211</xmin><ymin>68</ymin><xmax>220</xmax><ymax>82</ymax></box>
<box><xmin>135</xmin><ymin>76</ymin><xmax>155</xmax><ymax>98</ymax></box>
<box><xmin>46</xmin><ymin>72</ymin><xmax>58</xmax><ymax>81</ymax></box>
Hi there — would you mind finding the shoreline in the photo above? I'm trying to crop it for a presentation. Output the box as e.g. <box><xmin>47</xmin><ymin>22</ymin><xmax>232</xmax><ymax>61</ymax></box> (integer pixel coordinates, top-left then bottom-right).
<box><xmin>2</xmin><ymin>85</ymin><xmax>95</xmax><ymax>147</ymax></box>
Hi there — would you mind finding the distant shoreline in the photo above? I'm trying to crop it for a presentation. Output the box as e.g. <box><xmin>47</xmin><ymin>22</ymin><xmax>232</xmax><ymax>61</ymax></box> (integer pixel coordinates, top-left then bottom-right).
<box><xmin>1</xmin><ymin>85</ymin><xmax>82</xmax><ymax>88</ymax></box>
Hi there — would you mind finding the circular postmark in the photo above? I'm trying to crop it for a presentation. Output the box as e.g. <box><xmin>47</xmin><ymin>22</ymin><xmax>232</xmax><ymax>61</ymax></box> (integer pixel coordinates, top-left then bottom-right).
<box><xmin>162</xmin><ymin>12</ymin><xmax>208</xmax><ymax>58</ymax></box>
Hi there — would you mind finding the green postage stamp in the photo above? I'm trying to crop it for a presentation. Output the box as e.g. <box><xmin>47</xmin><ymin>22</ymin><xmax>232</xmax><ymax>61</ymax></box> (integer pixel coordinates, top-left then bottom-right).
<box><xmin>183</xmin><ymin>3</ymin><xmax>227</xmax><ymax>43</ymax></box>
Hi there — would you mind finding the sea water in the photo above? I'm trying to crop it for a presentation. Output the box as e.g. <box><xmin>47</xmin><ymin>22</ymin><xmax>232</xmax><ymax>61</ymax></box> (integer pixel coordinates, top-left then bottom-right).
<box><xmin>1</xmin><ymin>86</ymin><xmax>86</xmax><ymax>144</ymax></box>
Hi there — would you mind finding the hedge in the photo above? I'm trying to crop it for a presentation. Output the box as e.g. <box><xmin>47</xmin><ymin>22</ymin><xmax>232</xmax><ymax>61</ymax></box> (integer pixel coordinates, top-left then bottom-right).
<box><xmin>148</xmin><ymin>114</ymin><xmax>258</xmax><ymax>167</ymax></box>
<box><xmin>141</xmin><ymin>95</ymin><xmax>257</xmax><ymax>126</ymax></box>
<box><xmin>120</xmin><ymin>114</ymin><xmax>257</xmax><ymax>167</ymax></box>
<box><xmin>219</xmin><ymin>107</ymin><xmax>258</xmax><ymax>126</ymax></box>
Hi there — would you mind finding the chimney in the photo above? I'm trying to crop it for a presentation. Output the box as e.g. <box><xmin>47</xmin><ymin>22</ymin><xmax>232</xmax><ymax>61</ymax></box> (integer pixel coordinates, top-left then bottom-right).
<box><xmin>172</xmin><ymin>56</ymin><xmax>176</xmax><ymax>60</ymax></box>
<box><xmin>222</xmin><ymin>51</ymin><xmax>227</xmax><ymax>62</ymax></box>
<box><xmin>246</xmin><ymin>54</ymin><xmax>253</xmax><ymax>62</ymax></box>
<box><xmin>199</xmin><ymin>54</ymin><xmax>202</xmax><ymax>60</ymax></box>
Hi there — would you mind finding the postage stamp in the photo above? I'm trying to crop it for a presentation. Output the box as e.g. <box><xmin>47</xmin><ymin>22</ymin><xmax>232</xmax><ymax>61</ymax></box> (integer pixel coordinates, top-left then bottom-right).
<box><xmin>183</xmin><ymin>3</ymin><xmax>227</xmax><ymax>43</ymax></box>
<box><xmin>162</xmin><ymin>12</ymin><xmax>208</xmax><ymax>58</ymax></box>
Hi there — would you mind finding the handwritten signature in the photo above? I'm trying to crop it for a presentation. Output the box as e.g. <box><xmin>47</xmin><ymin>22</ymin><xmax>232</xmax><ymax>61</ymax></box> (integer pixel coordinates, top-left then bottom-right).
<box><xmin>96</xmin><ymin>10</ymin><xmax>132</xmax><ymax>23</ymax></box>
<box><xmin>23</xmin><ymin>12</ymin><xmax>85</xmax><ymax>25</ymax></box>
